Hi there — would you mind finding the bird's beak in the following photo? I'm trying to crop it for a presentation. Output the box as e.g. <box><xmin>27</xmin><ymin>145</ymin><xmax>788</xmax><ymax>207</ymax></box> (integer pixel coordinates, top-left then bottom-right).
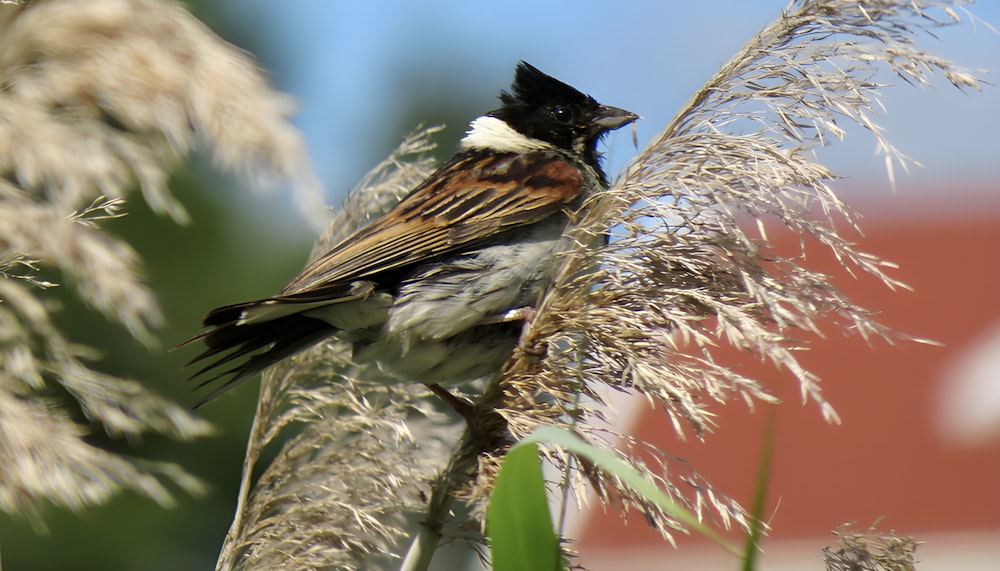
<box><xmin>595</xmin><ymin>104</ymin><xmax>640</xmax><ymax>131</ymax></box>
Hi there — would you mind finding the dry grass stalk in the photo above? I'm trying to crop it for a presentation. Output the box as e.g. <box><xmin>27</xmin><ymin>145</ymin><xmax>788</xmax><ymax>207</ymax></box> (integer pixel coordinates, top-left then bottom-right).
<box><xmin>217</xmin><ymin>127</ymin><xmax>471</xmax><ymax>571</ymax></box>
<box><xmin>823</xmin><ymin>521</ymin><xmax>921</xmax><ymax>571</ymax></box>
<box><xmin>0</xmin><ymin>0</ymin><xmax>322</xmax><ymax>525</ymax></box>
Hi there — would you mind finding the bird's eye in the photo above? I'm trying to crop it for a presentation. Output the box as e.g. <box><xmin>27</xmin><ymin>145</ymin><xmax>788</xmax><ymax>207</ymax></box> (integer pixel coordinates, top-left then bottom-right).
<box><xmin>551</xmin><ymin>106</ymin><xmax>573</xmax><ymax>124</ymax></box>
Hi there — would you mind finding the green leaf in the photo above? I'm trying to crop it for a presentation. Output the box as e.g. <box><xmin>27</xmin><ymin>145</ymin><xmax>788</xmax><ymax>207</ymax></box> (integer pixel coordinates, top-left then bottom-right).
<box><xmin>488</xmin><ymin>442</ymin><xmax>562</xmax><ymax>571</ymax></box>
<box><xmin>518</xmin><ymin>426</ymin><xmax>741</xmax><ymax>556</ymax></box>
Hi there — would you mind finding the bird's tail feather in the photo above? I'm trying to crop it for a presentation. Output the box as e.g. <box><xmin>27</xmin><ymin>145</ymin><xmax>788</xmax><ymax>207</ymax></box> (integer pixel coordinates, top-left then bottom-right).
<box><xmin>177</xmin><ymin>299</ymin><xmax>337</xmax><ymax>407</ymax></box>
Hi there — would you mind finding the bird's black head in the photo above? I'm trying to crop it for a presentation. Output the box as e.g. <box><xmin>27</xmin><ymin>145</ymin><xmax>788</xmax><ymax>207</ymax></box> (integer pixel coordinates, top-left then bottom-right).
<box><xmin>489</xmin><ymin>62</ymin><xmax>637</xmax><ymax>171</ymax></box>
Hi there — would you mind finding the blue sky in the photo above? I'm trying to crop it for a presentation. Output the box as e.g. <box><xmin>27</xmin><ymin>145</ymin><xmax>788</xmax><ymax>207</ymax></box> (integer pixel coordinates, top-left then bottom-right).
<box><xmin>218</xmin><ymin>0</ymin><xmax>999</xmax><ymax>210</ymax></box>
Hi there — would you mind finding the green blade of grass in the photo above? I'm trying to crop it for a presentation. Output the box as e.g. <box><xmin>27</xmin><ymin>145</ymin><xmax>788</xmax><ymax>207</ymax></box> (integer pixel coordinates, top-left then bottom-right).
<box><xmin>518</xmin><ymin>425</ymin><xmax>742</xmax><ymax>557</ymax></box>
<box><xmin>742</xmin><ymin>411</ymin><xmax>776</xmax><ymax>571</ymax></box>
<box><xmin>488</xmin><ymin>442</ymin><xmax>562</xmax><ymax>571</ymax></box>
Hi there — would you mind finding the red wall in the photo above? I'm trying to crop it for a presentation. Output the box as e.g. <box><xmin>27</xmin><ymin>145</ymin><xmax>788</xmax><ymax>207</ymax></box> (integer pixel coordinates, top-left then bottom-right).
<box><xmin>580</xmin><ymin>191</ymin><xmax>1000</xmax><ymax>549</ymax></box>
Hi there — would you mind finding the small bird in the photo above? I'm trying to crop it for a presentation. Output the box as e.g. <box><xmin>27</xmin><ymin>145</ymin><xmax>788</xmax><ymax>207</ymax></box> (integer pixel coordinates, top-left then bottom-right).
<box><xmin>183</xmin><ymin>62</ymin><xmax>638</xmax><ymax>405</ymax></box>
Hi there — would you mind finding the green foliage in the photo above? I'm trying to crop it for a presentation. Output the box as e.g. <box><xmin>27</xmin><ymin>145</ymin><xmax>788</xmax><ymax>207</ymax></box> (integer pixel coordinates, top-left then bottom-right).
<box><xmin>517</xmin><ymin>427</ymin><xmax>741</xmax><ymax>556</ymax></box>
<box><xmin>488</xmin><ymin>442</ymin><xmax>562</xmax><ymax>571</ymax></box>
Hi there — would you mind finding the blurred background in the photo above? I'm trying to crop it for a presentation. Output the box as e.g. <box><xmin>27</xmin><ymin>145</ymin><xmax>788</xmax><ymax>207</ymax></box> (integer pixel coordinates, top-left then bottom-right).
<box><xmin>0</xmin><ymin>1</ymin><xmax>997</xmax><ymax>569</ymax></box>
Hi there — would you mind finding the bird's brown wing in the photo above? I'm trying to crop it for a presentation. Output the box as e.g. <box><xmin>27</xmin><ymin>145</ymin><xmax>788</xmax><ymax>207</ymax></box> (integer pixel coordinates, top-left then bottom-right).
<box><xmin>278</xmin><ymin>149</ymin><xmax>585</xmax><ymax>298</ymax></box>
<box><xmin>182</xmin><ymin>149</ymin><xmax>585</xmax><ymax>404</ymax></box>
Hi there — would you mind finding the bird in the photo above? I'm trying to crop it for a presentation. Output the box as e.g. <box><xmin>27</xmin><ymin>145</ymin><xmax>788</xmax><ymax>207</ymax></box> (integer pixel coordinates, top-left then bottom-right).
<box><xmin>182</xmin><ymin>61</ymin><xmax>638</xmax><ymax>406</ymax></box>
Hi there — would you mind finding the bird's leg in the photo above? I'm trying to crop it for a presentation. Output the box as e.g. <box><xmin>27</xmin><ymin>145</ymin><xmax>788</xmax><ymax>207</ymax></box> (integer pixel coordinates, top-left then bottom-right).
<box><xmin>475</xmin><ymin>306</ymin><xmax>537</xmax><ymax>326</ymax></box>
<box><xmin>427</xmin><ymin>309</ymin><xmax>544</xmax><ymax>422</ymax></box>
<box><xmin>424</xmin><ymin>382</ymin><xmax>474</xmax><ymax>423</ymax></box>
<box><xmin>478</xmin><ymin>306</ymin><xmax>548</xmax><ymax>358</ymax></box>
<box><xmin>424</xmin><ymin>382</ymin><xmax>510</xmax><ymax>456</ymax></box>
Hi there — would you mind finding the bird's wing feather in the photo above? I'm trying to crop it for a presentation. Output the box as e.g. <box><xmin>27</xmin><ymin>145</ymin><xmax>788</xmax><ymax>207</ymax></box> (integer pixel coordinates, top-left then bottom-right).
<box><xmin>278</xmin><ymin>149</ymin><xmax>584</xmax><ymax>297</ymax></box>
